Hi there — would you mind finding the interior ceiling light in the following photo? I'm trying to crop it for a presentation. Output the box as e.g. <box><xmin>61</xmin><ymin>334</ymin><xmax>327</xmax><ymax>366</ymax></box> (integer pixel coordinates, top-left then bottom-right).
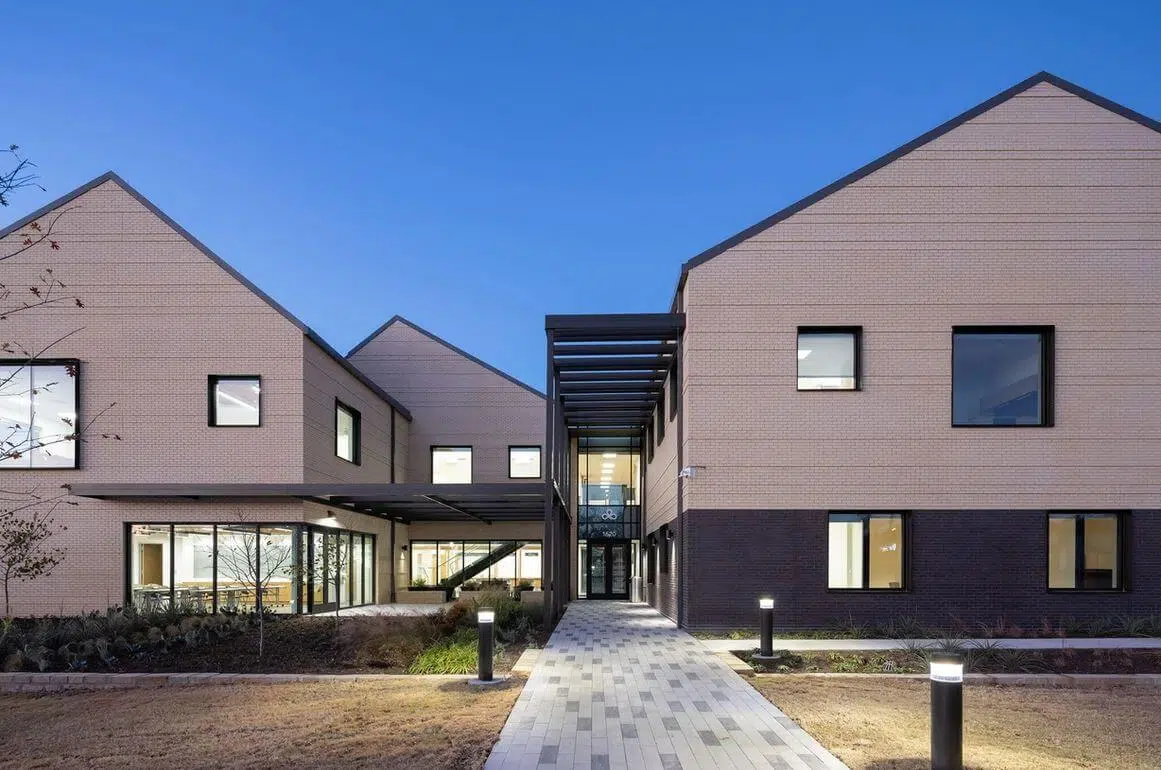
<box><xmin>602</xmin><ymin>452</ymin><xmax>617</xmax><ymax>458</ymax></box>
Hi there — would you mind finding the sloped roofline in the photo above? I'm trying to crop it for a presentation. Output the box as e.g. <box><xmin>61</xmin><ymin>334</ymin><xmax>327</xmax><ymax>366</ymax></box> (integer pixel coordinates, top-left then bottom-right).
<box><xmin>0</xmin><ymin>171</ymin><xmax>413</xmax><ymax>420</ymax></box>
<box><xmin>672</xmin><ymin>70</ymin><xmax>1161</xmax><ymax>305</ymax></box>
<box><xmin>348</xmin><ymin>315</ymin><xmax>547</xmax><ymax>399</ymax></box>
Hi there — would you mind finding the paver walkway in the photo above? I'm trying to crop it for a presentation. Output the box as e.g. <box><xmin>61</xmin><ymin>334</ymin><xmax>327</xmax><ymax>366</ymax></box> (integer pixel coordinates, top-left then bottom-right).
<box><xmin>486</xmin><ymin>602</ymin><xmax>847</xmax><ymax>769</ymax></box>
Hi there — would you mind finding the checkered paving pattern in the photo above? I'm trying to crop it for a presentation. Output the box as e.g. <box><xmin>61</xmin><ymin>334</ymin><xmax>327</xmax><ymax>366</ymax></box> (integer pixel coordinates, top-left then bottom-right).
<box><xmin>486</xmin><ymin>602</ymin><xmax>847</xmax><ymax>769</ymax></box>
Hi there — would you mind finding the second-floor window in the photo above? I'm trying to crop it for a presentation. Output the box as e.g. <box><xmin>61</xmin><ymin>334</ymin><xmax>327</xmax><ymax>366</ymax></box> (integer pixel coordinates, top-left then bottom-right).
<box><xmin>797</xmin><ymin>327</ymin><xmax>861</xmax><ymax>390</ymax></box>
<box><xmin>335</xmin><ymin>400</ymin><xmax>361</xmax><ymax>464</ymax></box>
<box><xmin>952</xmin><ymin>326</ymin><xmax>1054</xmax><ymax>426</ymax></box>
<box><xmin>0</xmin><ymin>360</ymin><xmax>80</xmax><ymax>468</ymax></box>
<box><xmin>209</xmin><ymin>375</ymin><xmax>261</xmax><ymax>427</ymax></box>
<box><xmin>432</xmin><ymin>446</ymin><xmax>472</xmax><ymax>483</ymax></box>
<box><xmin>508</xmin><ymin>446</ymin><xmax>541</xmax><ymax>479</ymax></box>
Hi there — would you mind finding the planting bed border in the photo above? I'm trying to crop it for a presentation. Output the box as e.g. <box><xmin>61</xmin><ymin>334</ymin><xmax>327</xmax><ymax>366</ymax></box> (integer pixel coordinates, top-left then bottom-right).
<box><xmin>752</xmin><ymin>672</ymin><xmax>1161</xmax><ymax>688</ymax></box>
<box><xmin>0</xmin><ymin>671</ymin><xmax>481</xmax><ymax>693</ymax></box>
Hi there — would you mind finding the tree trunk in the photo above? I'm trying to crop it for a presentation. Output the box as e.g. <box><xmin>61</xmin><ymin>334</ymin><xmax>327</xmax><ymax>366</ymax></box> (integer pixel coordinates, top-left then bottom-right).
<box><xmin>3</xmin><ymin>577</ymin><xmax>9</xmax><ymax>618</ymax></box>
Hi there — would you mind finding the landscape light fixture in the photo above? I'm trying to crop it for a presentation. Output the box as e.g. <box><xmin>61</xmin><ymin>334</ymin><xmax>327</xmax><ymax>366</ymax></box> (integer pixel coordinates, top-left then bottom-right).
<box><xmin>476</xmin><ymin>608</ymin><xmax>496</xmax><ymax>683</ymax></box>
<box><xmin>929</xmin><ymin>652</ymin><xmax>964</xmax><ymax>770</ymax></box>
<box><xmin>755</xmin><ymin>597</ymin><xmax>776</xmax><ymax>660</ymax></box>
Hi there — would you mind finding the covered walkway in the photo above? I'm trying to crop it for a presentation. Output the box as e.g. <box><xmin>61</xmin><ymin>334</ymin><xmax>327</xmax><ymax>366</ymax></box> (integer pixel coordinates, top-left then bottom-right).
<box><xmin>487</xmin><ymin>602</ymin><xmax>846</xmax><ymax>769</ymax></box>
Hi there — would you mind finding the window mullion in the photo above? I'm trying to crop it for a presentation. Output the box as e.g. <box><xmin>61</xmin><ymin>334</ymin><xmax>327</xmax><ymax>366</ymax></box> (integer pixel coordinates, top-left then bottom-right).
<box><xmin>1074</xmin><ymin>514</ymin><xmax>1085</xmax><ymax>589</ymax></box>
<box><xmin>861</xmin><ymin>515</ymin><xmax>871</xmax><ymax>589</ymax></box>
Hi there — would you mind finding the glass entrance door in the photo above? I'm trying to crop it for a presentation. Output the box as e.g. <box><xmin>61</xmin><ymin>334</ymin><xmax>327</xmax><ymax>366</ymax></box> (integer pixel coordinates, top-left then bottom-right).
<box><xmin>586</xmin><ymin>540</ymin><xmax>631</xmax><ymax>599</ymax></box>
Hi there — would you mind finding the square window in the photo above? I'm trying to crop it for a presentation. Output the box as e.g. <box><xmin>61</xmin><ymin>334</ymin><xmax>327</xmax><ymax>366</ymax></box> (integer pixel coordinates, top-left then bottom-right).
<box><xmin>209</xmin><ymin>375</ymin><xmax>261</xmax><ymax>427</ymax></box>
<box><xmin>798</xmin><ymin>328</ymin><xmax>860</xmax><ymax>390</ymax></box>
<box><xmin>432</xmin><ymin>446</ymin><xmax>472</xmax><ymax>483</ymax></box>
<box><xmin>508</xmin><ymin>446</ymin><xmax>541</xmax><ymax>479</ymax></box>
<box><xmin>828</xmin><ymin>512</ymin><xmax>905</xmax><ymax>589</ymax></box>
<box><xmin>335</xmin><ymin>400</ymin><xmax>361</xmax><ymax>464</ymax></box>
<box><xmin>1</xmin><ymin>360</ymin><xmax>81</xmax><ymax>468</ymax></box>
<box><xmin>1048</xmin><ymin>512</ymin><xmax>1125</xmax><ymax>590</ymax></box>
<box><xmin>952</xmin><ymin>326</ymin><xmax>1053</xmax><ymax>426</ymax></box>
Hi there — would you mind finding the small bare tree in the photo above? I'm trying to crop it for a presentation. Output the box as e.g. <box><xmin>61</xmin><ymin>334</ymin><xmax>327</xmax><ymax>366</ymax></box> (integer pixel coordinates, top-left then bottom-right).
<box><xmin>0</xmin><ymin>490</ymin><xmax>70</xmax><ymax>616</ymax></box>
<box><xmin>214</xmin><ymin>517</ymin><xmax>295</xmax><ymax>660</ymax></box>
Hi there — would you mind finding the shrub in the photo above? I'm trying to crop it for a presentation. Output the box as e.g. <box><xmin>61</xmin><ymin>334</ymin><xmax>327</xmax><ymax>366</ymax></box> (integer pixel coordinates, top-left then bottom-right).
<box><xmin>0</xmin><ymin>605</ymin><xmax>256</xmax><ymax>672</ymax></box>
<box><xmin>408</xmin><ymin>629</ymin><xmax>490</xmax><ymax>675</ymax></box>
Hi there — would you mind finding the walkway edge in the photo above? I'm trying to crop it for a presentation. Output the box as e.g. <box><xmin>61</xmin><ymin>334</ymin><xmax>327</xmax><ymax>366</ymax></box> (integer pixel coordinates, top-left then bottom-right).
<box><xmin>701</xmin><ymin>636</ymin><xmax>1161</xmax><ymax>653</ymax></box>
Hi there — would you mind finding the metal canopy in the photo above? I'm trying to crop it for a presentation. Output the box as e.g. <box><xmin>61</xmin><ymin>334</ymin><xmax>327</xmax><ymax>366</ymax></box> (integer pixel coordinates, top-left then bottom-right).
<box><xmin>68</xmin><ymin>483</ymin><xmax>546</xmax><ymax>525</ymax></box>
<box><xmin>545</xmin><ymin>313</ymin><xmax>685</xmax><ymax>435</ymax></box>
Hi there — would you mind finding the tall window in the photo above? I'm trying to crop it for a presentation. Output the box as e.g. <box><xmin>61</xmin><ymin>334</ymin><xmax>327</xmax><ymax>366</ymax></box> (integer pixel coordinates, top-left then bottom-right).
<box><xmin>128</xmin><ymin>522</ymin><xmax>373</xmax><ymax>614</ymax></box>
<box><xmin>828</xmin><ymin>513</ymin><xmax>905</xmax><ymax>589</ymax></box>
<box><xmin>209</xmin><ymin>375</ymin><xmax>261</xmax><ymax>427</ymax></box>
<box><xmin>952</xmin><ymin>327</ymin><xmax>1053</xmax><ymax>426</ymax></box>
<box><xmin>0</xmin><ymin>360</ymin><xmax>80</xmax><ymax>468</ymax></box>
<box><xmin>797</xmin><ymin>328</ymin><xmax>860</xmax><ymax>390</ymax></box>
<box><xmin>432</xmin><ymin>446</ymin><xmax>472</xmax><ymax>483</ymax></box>
<box><xmin>335</xmin><ymin>400</ymin><xmax>360</xmax><ymax>464</ymax></box>
<box><xmin>508</xmin><ymin>446</ymin><xmax>541</xmax><ymax>478</ymax></box>
<box><xmin>1048</xmin><ymin>512</ymin><xmax>1124</xmax><ymax>590</ymax></box>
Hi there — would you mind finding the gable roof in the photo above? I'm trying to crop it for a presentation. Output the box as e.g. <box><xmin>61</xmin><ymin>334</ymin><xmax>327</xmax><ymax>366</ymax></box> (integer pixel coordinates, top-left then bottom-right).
<box><xmin>0</xmin><ymin>171</ymin><xmax>412</xmax><ymax>420</ymax></box>
<box><xmin>348</xmin><ymin>315</ymin><xmax>546</xmax><ymax>399</ymax></box>
<box><xmin>674</xmin><ymin>71</ymin><xmax>1161</xmax><ymax>301</ymax></box>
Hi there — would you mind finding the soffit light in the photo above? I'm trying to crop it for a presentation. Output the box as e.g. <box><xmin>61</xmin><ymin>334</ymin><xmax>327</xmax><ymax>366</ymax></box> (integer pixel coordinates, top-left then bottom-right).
<box><xmin>798</xmin><ymin>350</ymin><xmax>812</xmax><ymax>360</ymax></box>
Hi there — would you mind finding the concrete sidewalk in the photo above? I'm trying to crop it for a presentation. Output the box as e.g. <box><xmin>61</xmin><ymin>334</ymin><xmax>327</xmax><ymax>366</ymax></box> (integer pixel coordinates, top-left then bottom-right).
<box><xmin>486</xmin><ymin>601</ymin><xmax>847</xmax><ymax>769</ymax></box>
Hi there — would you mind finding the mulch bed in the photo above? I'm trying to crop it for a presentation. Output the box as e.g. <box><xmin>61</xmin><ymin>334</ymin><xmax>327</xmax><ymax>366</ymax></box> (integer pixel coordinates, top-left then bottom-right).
<box><xmin>113</xmin><ymin>615</ymin><xmax>537</xmax><ymax>675</ymax></box>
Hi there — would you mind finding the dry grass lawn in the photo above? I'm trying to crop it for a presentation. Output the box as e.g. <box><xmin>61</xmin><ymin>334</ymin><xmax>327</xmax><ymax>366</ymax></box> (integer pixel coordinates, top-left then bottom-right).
<box><xmin>0</xmin><ymin>678</ymin><xmax>523</xmax><ymax>769</ymax></box>
<box><xmin>754</xmin><ymin>676</ymin><xmax>1161</xmax><ymax>770</ymax></box>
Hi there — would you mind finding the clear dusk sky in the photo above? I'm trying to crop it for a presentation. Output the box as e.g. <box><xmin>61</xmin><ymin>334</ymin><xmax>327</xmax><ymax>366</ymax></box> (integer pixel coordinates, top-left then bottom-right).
<box><xmin>6</xmin><ymin>2</ymin><xmax>1160</xmax><ymax>389</ymax></box>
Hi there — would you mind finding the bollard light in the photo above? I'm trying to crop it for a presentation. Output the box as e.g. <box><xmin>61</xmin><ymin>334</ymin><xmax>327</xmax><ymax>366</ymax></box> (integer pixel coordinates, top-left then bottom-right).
<box><xmin>929</xmin><ymin>652</ymin><xmax>964</xmax><ymax>770</ymax></box>
<box><xmin>477</xmin><ymin>608</ymin><xmax>495</xmax><ymax>682</ymax></box>
<box><xmin>756</xmin><ymin>597</ymin><xmax>775</xmax><ymax>659</ymax></box>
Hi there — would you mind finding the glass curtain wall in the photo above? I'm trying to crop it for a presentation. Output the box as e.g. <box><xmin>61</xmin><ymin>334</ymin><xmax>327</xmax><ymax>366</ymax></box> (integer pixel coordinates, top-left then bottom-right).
<box><xmin>128</xmin><ymin>523</ymin><xmax>375</xmax><ymax>613</ymax></box>
<box><xmin>408</xmin><ymin>541</ymin><xmax>543</xmax><ymax>588</ymax></box>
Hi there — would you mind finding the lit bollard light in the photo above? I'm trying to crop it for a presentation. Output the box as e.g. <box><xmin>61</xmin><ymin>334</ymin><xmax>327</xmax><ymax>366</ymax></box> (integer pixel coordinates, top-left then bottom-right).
<box><xmin>477</xmin><ymin>608</ymin><xmax>495</xmax><ymax>682</ymax></box>
<box><xmin>930</xmin><ymin>652</ymin><xmax>964</xmax><ymax>770</ymax></box>
<box><xmin>756</xmin><ymin>597</ymin><xmax>775</xmax><ymax>660</ymax></box>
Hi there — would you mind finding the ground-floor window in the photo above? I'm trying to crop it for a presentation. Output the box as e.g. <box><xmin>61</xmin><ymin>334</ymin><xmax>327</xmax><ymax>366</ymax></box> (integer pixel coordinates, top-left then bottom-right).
<box><xmin>408</xmin><ymin>540</ymin><xmax>541</xmax><ymax>589</ymax></box>
<box><xmin>1048</xmin><ymin>512</ymin><xmax>1125</xmax><ymax>590</ymax></box>
<box><xmin>127</xmin><ymin>522</ymin><xmax>375</xmax><ymax>613</ymax></box>
<box><xmin>827</xmin><ymin>512</ymin><xmax>906</xmax><ymax>590</ymax></box>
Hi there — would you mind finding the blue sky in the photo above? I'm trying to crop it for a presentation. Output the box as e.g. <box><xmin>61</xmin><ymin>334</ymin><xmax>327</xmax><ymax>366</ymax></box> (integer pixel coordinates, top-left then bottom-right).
<box><xmin>6</xmin><ymin>2</ymin><xmax>1160</xmax><ymax>389</ymax></box>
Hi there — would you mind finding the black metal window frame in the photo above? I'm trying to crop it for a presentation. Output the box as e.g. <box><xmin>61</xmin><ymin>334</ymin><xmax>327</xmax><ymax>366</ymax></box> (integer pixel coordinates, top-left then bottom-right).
<box><xmin>207</xmin><ymin>374</ymin><xmax>262</xmax><ymax>427</ymax></box>
<box><xmin>646</xmin><ymin>534</ymin><xmax>657</xmax><ymax>584</ymax></box>
<box><xmin>1046</xmin><ymin>511</ymin><xmax>1129</xmax><ymax>592</ymax></box>
<box><xmin>796</xmin><ymin>326</ymin><xmax>863</xmax><ymax>392</ymax></box>
<box><xmin>655</xmin><ymin>391</ymin><xmax>665</xmax><ymax>444</ymax></box>
<box><xmin>951</xmin><ymin>325</ymin><xmax>1055</xmax><ymax>428</ymax></box>
<box><xmin>507</xmin><ymin>445</ymin><xmax>542</xmax><ymax>479</ymax></box>
<box><xmin>659</xmin><ymin>525</ymin><xmax>671</xmax><ymax>574</ymax></box>
<box><xmin>123</xmin><ymin>522</ymin><xmax>376</xmax><ymax>613</ymax></box>
<box><xmin>668</xmin><ymin>360</ymin><xmax>679</xmax><ymax>421</ymax></box>
<box><xmin>826</xmin><ymin>511</ymin><xmax>909</xmax><ymax>592</ymax></box>
<box><xmin>335</xmin><ymin>399</ymin><xmax>362</xmax><ymax>464</ymax></box>
<box><xmin>0</xmin><ymin>358</ymin><xmax>82</xmax><ymax>468</ymax></box>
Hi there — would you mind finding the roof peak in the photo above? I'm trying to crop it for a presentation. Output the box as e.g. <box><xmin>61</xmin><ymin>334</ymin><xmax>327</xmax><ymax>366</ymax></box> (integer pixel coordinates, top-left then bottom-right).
<box><xmin>674</xmin><ymin>71</ymin><xmax>1161</xmax><ymax>294</ymax></box>
<box><xmin>0</xmin><ymin>170</ymin><xmax>413</xmax><ymax>420</ymax></box>
<box><xmin>348</xmin><ymin>315</ymin><xmax>546</xmax><ymax>399</ymax></box>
